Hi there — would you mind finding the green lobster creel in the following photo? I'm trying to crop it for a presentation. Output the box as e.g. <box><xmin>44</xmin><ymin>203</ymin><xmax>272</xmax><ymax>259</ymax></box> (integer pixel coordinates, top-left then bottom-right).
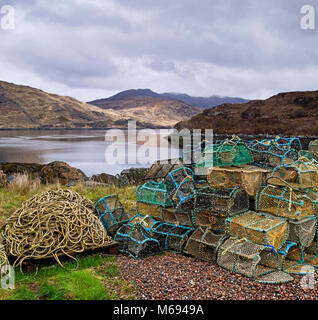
<box><xmin>184</xmin><ymin>228</ymin><xmax>228</xmax><ymax>263</ymax></box>
<box><xmin>248</xmin><ymin>138</ymin><xmax>299</xmax><ymax>169</ymax></box>
<box><xmin>225</xmin><ymin>211</ymin><xmax>289</xmax><ymax>250</ymax></box>
<box><xmin>217</xmin><ymin>237</ymin><xmax>294</xmax><ymax>283</ymax></box>
<box><xmin>151</xmin><ymin>222</ymin><xmax>194</xmax><ymax>253</ymax></box>
<box><xmin>136</xmin><ymin>180</ymin><xmax>172</xmax><ymax>207</ymax></box>
<box><xmin>114</xmin><ymin>222</ymin><xmax>161</xmax><ymax>260</ymax></box>
<box><xmin>198</xmin><ymin>139</ymin><xmax>253</xmax><ymax>168</ymax></box>
<box><xmin>164</xmin><ymin>167</ymin><xmax>197</xmax><ymax>213</ymax></box>
<box><xmin>95</xmin><ymin>195</ymin><xmax>129</xmax><ymax>237</ymax></box>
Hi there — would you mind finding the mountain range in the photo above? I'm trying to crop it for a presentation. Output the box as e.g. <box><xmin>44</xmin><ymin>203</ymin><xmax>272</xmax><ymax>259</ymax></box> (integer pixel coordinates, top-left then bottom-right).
<box><xmin>0</xmin><ymin>81</ymin><xmax>247</xmax><ymax>129</ymax></box>
<box><xmin>88</xmin><ymin>88</ymin><xmax>248</xmax><ymax>109</ymax></box>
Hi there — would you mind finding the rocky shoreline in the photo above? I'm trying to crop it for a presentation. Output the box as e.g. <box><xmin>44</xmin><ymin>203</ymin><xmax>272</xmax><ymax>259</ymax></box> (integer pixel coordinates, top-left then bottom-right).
<box><xmin>0</xmin><ymin>161</ymin><xmax>148</xmax><ymax>187</ymax></box>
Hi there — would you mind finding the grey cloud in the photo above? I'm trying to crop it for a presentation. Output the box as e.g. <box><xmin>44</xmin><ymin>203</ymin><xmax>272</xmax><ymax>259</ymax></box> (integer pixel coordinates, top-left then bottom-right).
<box><xmin>0</xmin><ymin>0</ymin><xmax>317</xmax><ymax>100</ymax></box>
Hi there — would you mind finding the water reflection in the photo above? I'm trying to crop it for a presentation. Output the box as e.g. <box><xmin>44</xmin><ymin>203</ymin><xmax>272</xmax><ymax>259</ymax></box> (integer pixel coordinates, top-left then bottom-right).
<box><xmin>0</xmin><ymin>130</ymin><xmax>180</xmax><ymax>176</ymax></box>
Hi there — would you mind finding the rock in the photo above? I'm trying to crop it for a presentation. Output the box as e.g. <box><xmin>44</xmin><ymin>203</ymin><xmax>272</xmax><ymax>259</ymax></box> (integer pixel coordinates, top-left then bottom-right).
<box><xmin>0</xmin><ymin>162</ymin><xmax>44</xmax><ymax>178</ymax></box>
<box><xmin>40</xmin><ymin>161</ymin><xmax>86</xmax><ymax>185</ymax></box>
<box><xmin>91</xmin><ymin>172</ymin><xmax>118</xmax><ymax>185</ymax></box>
<box><xmin>0</xmin><ymin>170</ymin><xmax>6</xmax><ymax>187</ymax></box>
<box><xmin>119</xmin><ymin>168</ymin><xmax>148</xmax><ymax>185</ymax></box>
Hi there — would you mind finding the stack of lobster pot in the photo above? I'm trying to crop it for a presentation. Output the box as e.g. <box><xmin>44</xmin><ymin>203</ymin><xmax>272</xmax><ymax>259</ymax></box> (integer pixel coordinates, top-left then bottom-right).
<box><xmin>254</xmin><ymin>156</ymin><xmax>318</xmax><ymax>272</ymax></box>
<box><xmin>184</xmin><ymin>138</ymin><xmax>253</xmax><ymax>264</ymax></box>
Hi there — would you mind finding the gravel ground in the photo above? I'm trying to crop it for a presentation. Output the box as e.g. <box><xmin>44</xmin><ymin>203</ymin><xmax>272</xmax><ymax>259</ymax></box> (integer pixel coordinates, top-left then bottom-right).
<box><xmin>117</xmin><ymin>252</ymin><xmax>318</xmax><ymax>300</ymax></box>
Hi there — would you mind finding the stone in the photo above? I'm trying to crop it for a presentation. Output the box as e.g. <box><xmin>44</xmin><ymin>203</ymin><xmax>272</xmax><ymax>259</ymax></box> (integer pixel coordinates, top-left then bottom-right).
<box><xmin>40</xmin><ymin>161</ymin><xmax>86</xmax><ymax>185</ymax></box>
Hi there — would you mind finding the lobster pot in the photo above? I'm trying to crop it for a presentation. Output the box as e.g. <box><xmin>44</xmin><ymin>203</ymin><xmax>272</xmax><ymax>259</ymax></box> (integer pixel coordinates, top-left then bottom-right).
<box><xmin>269</xmin><ymin>158</ymin><xmax>318</xmax><ymax>189</ymax></box>
<box><xmin>217</xmin><ymin>237</ymin><xmax>293</xmax><ymax>283</ymax></box>
<box><xmin>136</xmin><ymin>202</ymin><xmax>164</xmax><ymax>220</ymax></box>
<box><xmin>274</xmin><ymin>137</ymin><xmax>302</xmax><ymax>151</ymax></box>
<box><xmin>248</xmin><ymin>139</ymin><xmax>299</xmax><ymax>169</ymax></box>
<box><xmin>184</xmin><ymin>228</ymin><xmax>227</xmax><ymax>263</ymax></box>
<box><xmin>161</xmin><ymin>208</ymin><xmax>194</xmax><ymax>228</ymax></box>
<box><xmin>128</xmin><ymin>215</ymin><xmax>160</xmax><ymax>233</ymax></box>
<box><xmin>256</xmin><ymin>185</ymin><xmax>318</xmax><ymax>219</ymax></box>
<box><xmin>143</xmin><ymin>158</ymin><xmax>183</xmax><ymax>182</ymax></box>
<box><xmin>201</xmin><ymin>140</ymin><xmax>253</xmax><ymax>168</ymax></box>
<box><xmin>151</xmin><ymin>223</ymin><xmax>194</xmax><ymax>253</ymax></box>
<box><xmin>207</xmin><ymin>165</ymin><xmax>271</xmax><ymax>196</ymax></box>
<box><xmin>259</xmin><ymin>241</ymin><xmax>298</xmax><ymax>270</ymax></box>
<box><xmin>192</xmin><ymin>210</ymin><xmax>226</xmax><ymax>231</ymax></box>
<box><xmin>226</xmin><ymin>211</ymin><xmax>289</xmax><ymax>250</ymax></box>
<box><xmin>164</xmin><ymin>167</ymin><xmax>197</xmax><ymax>213</ymax></box>
<box><xmin>209</xmin><ymin>187</ymin><xmax>249</xmax><ymax>217</ymax></box>
<box><xmin>136</xmin><ymin>180</ymin><xmax>172</xmax><ymax>207</ymax></box>
<box><xmin>95</xmin><ymin>195</ymin><xmax>129</xmax><ymax>236</ymax></box>
<box><xmin>288</xmin><ymin>216</ymin><xmax>317</xmax><ymax>248</ymax></box>
<box><xmin>114</xmin><ymin>223</ymin><xmax>161</xmax><ymax>259</ymax></box>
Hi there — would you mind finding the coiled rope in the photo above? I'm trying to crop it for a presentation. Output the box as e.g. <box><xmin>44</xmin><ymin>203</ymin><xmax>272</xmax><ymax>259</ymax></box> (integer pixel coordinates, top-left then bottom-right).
<box><xmin>0</xmin><ymin>189</ymin><xmax>112</xmax><ymax>271</ymax></box>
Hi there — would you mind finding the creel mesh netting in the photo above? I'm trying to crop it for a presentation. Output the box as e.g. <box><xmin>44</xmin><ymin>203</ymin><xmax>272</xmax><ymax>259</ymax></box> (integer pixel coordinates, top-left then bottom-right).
<box><xmin>95</xmin><ymin>195</ymin><xmax>129</xmax><ymax>237</ymax></box>
<box><xmin>207</xmin><ymin>165</ymin><xmax>271</xmax><ymax>196</ymax></box>
<box><xmin>151</xmin><ymin>222</ymin><xmax>194</xmax><ymax>253</ymax></box>
<box><xmin>184</xmin><ymin>228</ymin><xmax>228</xmax><ymax>263</ymax></box>
<box><xmin>225</xmin><ymin>211</ymin><xmax>289</xmax><ymax>250</ymax></box>
<box><xmin>114</xmin><ymin>222</ymin><xmax>161</xmax><ymax>259</ymax></box>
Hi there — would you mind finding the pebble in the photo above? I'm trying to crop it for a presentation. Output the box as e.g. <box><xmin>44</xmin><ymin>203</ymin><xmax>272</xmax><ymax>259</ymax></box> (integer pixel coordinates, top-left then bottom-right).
<box><xmin>117</xmin><ymin>252</ymin><xmax>318</xmax><ymax>300</ymax></box>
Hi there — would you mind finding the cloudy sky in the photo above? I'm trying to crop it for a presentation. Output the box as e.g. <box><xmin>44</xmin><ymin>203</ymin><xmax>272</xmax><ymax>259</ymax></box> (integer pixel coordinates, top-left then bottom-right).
<box><xmin>0</xmin><ymin>0</ymin><xmax>317</xmax><ymax>102</ymax></box>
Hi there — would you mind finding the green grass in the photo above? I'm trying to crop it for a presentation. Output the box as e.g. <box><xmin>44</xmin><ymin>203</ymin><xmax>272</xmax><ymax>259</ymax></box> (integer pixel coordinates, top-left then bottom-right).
<box><xmin>1</xmin><ymin>254</ymin><xmax>136</xmax><ymax>300</ymax></box>
<box><xmin>0</xmin><ymin>181</ymin><xmax>139</xmax><ymax>300</ymax></box>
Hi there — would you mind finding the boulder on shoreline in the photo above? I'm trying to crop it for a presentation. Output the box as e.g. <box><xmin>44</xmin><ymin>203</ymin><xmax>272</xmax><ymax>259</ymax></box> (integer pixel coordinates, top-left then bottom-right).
<box><xmin>0</xmin><ymin>161</ymin><xmax>86</xmax><ymax>186</ymax></box>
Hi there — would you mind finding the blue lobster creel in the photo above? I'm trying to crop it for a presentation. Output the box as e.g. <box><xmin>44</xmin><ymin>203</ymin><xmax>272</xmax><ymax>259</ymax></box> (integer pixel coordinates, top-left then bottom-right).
<box><xmin>114</xmin><ymin>222</ymin><xmax>161</xmax><ymax>259</ymax></box>
<box><xmin>164</xmin><ymin>167</ymin><xmax>197</xmax><ymax>213</ymax></box>
<box><xmin>248</xmin><ymin>139</ymin><xmax>299</xmax><ymax>169</ymax></box>
<box><xmin>151</xmin><ymin>222</ymin><xmax>194</xmax><ymax>253</ymax></box>
<box><xmin>274</xmin><ymin>137</ymin><xmax>302</xmax><ymax>151</ymax></box>
<box><xmin>136</xmin><ymin>180</ymin><xmax>172</xmax><ymax>207</ymax></box>
<box><xmin>95</xmin><ymin>195</ymin><xmax>129</xmax><ymax>237</ymax></box>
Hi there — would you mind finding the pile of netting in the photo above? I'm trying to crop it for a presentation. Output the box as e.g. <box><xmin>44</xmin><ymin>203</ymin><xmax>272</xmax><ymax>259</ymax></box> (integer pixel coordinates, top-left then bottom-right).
<box><xmin>0</xmin><ymin>189</ymin><xmax>112</xmax><ymax>269</ymax></box>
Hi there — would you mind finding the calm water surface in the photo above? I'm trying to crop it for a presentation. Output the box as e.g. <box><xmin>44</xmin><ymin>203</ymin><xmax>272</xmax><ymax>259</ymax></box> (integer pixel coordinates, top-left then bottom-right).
<box><xmin>0</xmin><ymin>130</ymin><xmax>179</xmax><ymax>176</ymax></box>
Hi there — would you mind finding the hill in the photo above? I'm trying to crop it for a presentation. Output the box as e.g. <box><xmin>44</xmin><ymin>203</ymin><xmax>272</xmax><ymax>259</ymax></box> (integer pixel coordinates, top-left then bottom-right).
<box><xmin>88</xmin><ymin>94</ymin><xmax>203</xmax><ymax>127</ymax></box>
<box><xmin>174</xmin><ymin>90</ymin><xmax>318</xmax><ymax>136</ymax></box>
<box><xmin>89</xmin><ymin>89</ymin><xmax>248</xmax><ymax>109</ymax></box>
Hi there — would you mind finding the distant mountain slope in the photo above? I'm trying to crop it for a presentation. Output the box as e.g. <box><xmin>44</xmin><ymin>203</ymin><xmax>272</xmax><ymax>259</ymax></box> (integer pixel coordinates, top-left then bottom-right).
<box><xmin>88</xmin><ymin>89</ymin><xmax>249</xmax><ymax>109</ymax></box>
<box><xmin>174</xmin><ymin>90</ymin><xmax>318</xmax><ymax>136</ymax></box>
<box><xmin>161</xmin><ymin>92</ymin><xmax>249</xmax><ymax>108</ymax></box>
<box><xmin>88</xmin><ymin>95</ymin><xmax>203</xmax><ymax>127</ymax></box>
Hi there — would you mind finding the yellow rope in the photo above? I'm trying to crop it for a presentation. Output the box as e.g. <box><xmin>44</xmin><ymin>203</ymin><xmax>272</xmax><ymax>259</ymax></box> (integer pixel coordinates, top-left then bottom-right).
<box><xmin>172</xmin><ymin>175</ymin><xmax>193</xmax><ymax>201</ymax></box>
<box><xmin>221</xmin><ymin>238</ymin><xmax>247</xmax><ymax>256</ymax></box>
